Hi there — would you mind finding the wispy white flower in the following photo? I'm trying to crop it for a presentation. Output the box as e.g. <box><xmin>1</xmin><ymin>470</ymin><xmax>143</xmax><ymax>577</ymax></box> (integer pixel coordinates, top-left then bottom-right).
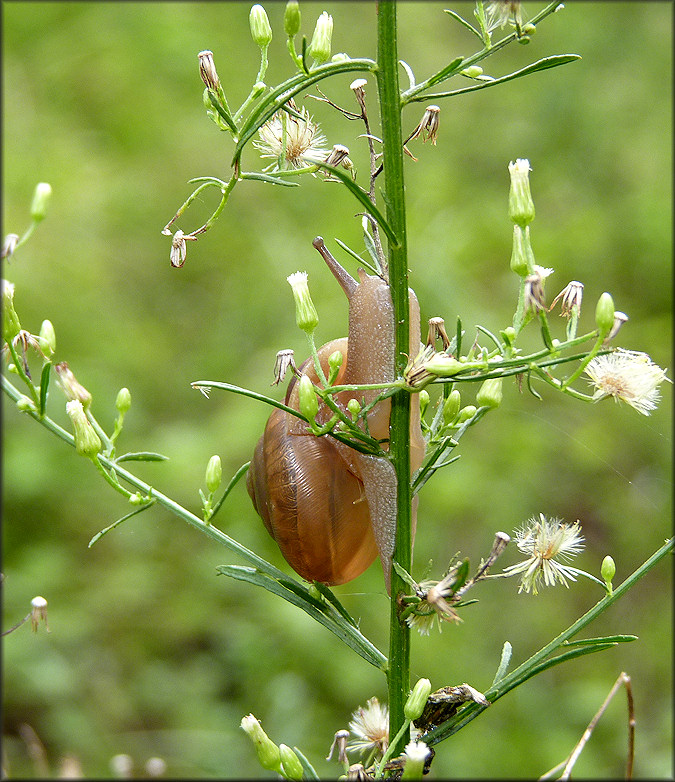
<box><xmin>503</xmin><ymin>514</ymin><xmax>584</xmax><ymax>595</ymax></box>
<box><xmin>585</xmin><ymin>349</ymin><xmax>670</xmax><ymax>416</ymax></box>
<box><xmin>254</xmin><ymin>100</ymin><xmax>329</xmax><ymax>170</ymax></box>
<box><xmin>347</xmin><ymin>697</ymin><xmax>389</xmax><ymax>757</ymax></box>
<box><xmin>486</xmin><ymin>1</ymin><xmax>525</xmax><ymax>31</ymax></box>
<box><xmin>405</xmin><ymin>573</ymin><xmax>461</xmax><ymax>636</ymax></box>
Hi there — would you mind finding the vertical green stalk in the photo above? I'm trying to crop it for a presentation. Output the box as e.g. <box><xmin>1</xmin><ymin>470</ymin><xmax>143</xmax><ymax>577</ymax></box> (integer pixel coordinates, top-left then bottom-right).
<box><xmin>376</xmin><ymin>0</ymin><xmax>412</xmax><ymax>758</ymax></box>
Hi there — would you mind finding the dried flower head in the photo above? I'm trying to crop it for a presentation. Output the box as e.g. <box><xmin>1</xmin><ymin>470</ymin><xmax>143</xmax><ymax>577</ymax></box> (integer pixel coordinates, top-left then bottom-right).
<box><xmin>254</xmin><ymin>100</ymin><xmax>329</xmax><ymax>170</ymax></box>
<box><xmin>273</xmin><ymin>349</ymin><xmax>297</xmax><ymax>385</ymax></box>
<box><xmin>585</xmin><ymin>349</ymin><xmax>670</xmax><ymax>415</ymax></box>
<box><xmin>348</xmin><ymin>697</ymin><xmax>389</xmax><ymax>757</ymax></box>
<box><xmin>550</xmin><ymin>280</ymin><xmax>584</xmax><ymax>317</ymax></box>
<box><xmin>523</xmin><ymin>265</ymin><xmax>553</xmax><ymax>314</ymax></box>
<box><xmin>407</xmin><ymin>105</ymin><xmax>441</xmax><ymax>146</ymax></box>
<box><xmin>30</xmin><ymin>596</ymin><xmax>49</xmax><ymax>632</ymax></box>
<box><xmin>170</xmin><ymin>230</ymin><xmax>187</xmax><ymax>268</ymax></box>
<box><xmin>326</xmin><ymin>729</ymin><xmax>350</xmax><ymax>763</ymax></box>
<box><xmin>503</xmin><ymin>513</ymin><xmax>585</xmax><ymax>595</ymax></box>
<box><xmin>605</xmin><ymin>311</ymin><xmax>629</xmax><ymax>343</ymax></box>
<box><xmin>1</xmin><ymin>233</ymin><xmax>19</xmax><ymax>261</ymax></box>
<box><xmin>198</xmin><ymin>50</ymin><xmax>220</xmax><ymax>92</ymax></box>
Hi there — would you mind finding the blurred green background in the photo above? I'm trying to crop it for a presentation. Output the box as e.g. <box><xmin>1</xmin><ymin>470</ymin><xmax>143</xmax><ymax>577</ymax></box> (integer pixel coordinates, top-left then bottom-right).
<box><xmin>2</xmin><ymin>2</ymin><xmax>672</xmax><ymax>778</ymax></box>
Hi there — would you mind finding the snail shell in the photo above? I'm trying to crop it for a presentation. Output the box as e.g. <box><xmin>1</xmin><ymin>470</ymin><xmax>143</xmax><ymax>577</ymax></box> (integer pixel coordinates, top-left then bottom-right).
<box><xmin>247</xmin><ymin>244</ymin><xmax>424</xmax><ymax>587</ymax></box>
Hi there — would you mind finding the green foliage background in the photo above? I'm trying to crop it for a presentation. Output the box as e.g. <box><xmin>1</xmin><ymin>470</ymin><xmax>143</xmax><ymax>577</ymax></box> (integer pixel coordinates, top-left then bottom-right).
<box><xmin>2</xmin><ymin>2</ymin><xmax>672</xmax><ymax>778</ymax></box>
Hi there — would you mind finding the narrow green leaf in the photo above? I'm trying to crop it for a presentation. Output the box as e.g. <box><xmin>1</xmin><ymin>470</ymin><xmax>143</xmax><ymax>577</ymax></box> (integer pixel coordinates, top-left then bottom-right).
<box><xmin>188</xmin><ymin>176</ymin><xmax>228</xmax><ymax>189</ymax></box>
<box><xmin>206</xmin><ymin>90</ymin><xmax>238</xmax><ymax>133</ymax></box>
<box><xmin>240</xmin><ymin>171</ymin><xmax>300</xmax><ymax>187</ymax></box>
<box><xmin>360</xmin><ymin>222</ymin><xmax>383</xmax><ymax>273</ymax></box>
<box><xmin>562</xmin><ymin>634</ymin><xmax>638</xmax><ymax>647</ymax></box>
<box><xmin>191</xmin><ymin>381</ymin><xmax>308</xmax><ymax>421</ymax></box>
<box><xmin>411</xmin><ymin>55</ymin><xmax>581</xmax><ymax>102</ymax></box>
<box><xmin>88</xmin><ymin>502</ymin><xmax>154</xmax><ymax>547</ymax></box>
<box><xmin>443</xmin><ymin>9</ymin><xmax>483</xmax><ymax>41</ymax></box>
<box><xmin>208</xmin><ymin>461</ymin><xmax>250</xmax><ymax>522</ymax></box>
<box><xmin>312</xmin><ymin>581</ymin><xmax>359</xmax><ymax>627</ymax></box>
<box><xmin>277</xmin><ymin>577</ymin><xmax>328</xmax><ymax>613</ymax></box>
<box><xmin>39</xmin><ymin>362</ymin><xmax>50</xmax><ymax>416</ymax></box>
<box><xmin>293</xmin><ymin>746</ymin><xmax>319</xmax><ymax>780</ymax></box>
<box><xmin>115</xmin><ymin>451</ymin><xmax>169</xmax><ymax>462</ymax></box>
<box><xmin>491</xmin><ymin>640</ymin><xmax>513</xmax><ymax>686</ymax></box>
<box><xmin>312</xmin><ymin>160</ymin><xmax>400</xmax><ymax>247</ymax></box>
<box><xmin>393</xmin><ymin>561</ymin><xmax>418</xmax><ymax>590</ymax></box>
<box><xmin>425</xmin><ymin>55</ymin><xmax>465</xmax><ymax>89</ymax></box>
<box><xmin>217</xmin><ymin>565</ymin><xmax>387</xmax><ymax>670</ymax></box>
<box><xmin>334</xmin><ymin>238</ymin><xmax>380</xmax><ymax>276</ymax></box>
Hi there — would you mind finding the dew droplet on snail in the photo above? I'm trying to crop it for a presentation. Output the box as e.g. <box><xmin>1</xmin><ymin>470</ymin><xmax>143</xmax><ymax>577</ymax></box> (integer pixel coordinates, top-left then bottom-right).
<box><xmin>246</xmin><ymin>238</ymin><xmax>425</xmax><ymax>588</ymax></box>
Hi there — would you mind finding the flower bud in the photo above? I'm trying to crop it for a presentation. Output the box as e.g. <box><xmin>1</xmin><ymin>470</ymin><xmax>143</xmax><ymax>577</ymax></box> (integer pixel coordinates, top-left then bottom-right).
<box><xmin>423</xmin><ymin>355</ymin><xmax>464</xmax><ymax>377</ymax></box>
<box><xmin>601</xmin><ymin>555</ymin><xmax>616</xmax><ymax>592</ymax></box>
<box><xmin>442</xmin><ymin>389</ymin><xmax>461</xmax><ymax>424</ymax></box>
<box><xmin>508</xmin><ymin>159</ymin><xmax>535</xmax><ymax>227</ymax></box>
<box><xmin>2</xmin><ymin>279</ymin><xmax>22</xmax><ymax>343</ymax></box>
<box><xmin>328</xmin><ymin>349</ymin><xmax>343</xmax><ymax>382</ymax></box>
<box><xmin>331</xmin><ymin>52</ymin><xmax>350</xmax><ymax>63</ymax></box>
<box><xmin>404</xmin><ymin>678</ymin><xmax>432</xmax><ymax>721</ymax></box>
<box><xmin>30</xmin><ymin>182</ymin><xmax>52</xmax><ymax>223</ymax></box>
<box><xmin>595</xmin><ymin>292</ymin><xmax>615</xmax><ymax>336</ymax></box>
<box><xmin>347</xmin><ymin>397</ymin><xmax>361</xmax><ymax>419</ymax></box>
<box><xmin>510</xmin><ymin>224</ymin><xmax>532</xmax><ymax>277</ymax></box>
<box><xmin>279</xmin><ymin>744</ymin><xmax>303</xmax><ymax>780</ymax></box>
<box><xmin>523</xmin><ymin>23</ymin><xmax>536</xmax><ymax>35</ymax></box>
<box><xmin>38</xmin><ymin>319</ymin><xmax>56</xmax><ymax>358</ymax></box>
<box><xmin>287</xmin><ymin>271</ymin><xmax>319</xmax><ymax>334</ymax></box>
<box><xmin>16</xmin><ymin>395</ymin><xmax>35</xmax><ymax>412</ymax></box>
<box><xmin>461</xmin><ymin>65</ymin><xmax>483</xmax><ymax>78</ymax></box>
<box><xmin>284</xmin><ymin>1</ymin><xmax>301</xmax><ymax>36</ymax></box>
<box><xmin>459</xmin><ymin>404</ymin><xmax>477</xmax><ymax>422</ymax></box>
<box><xmin>240</xmin><ymin>715</ymin><xmax>281</xmax><ymax>772</ymax></box>
<box><xmin>419</xmin><ymin>389</ymin><xmax>430</xmax><ymax>418</ymax></box>
<box><xmin>205</xmin><ymin>455</ymin><xmax>222</xmax><ymax>494</ymax></box>
<box><xmin>250</xmin><ymin>5</ymin><xmax>272</xmax><ymax>48</ymax></box>
<box><xmin>116</xmin><ymin>387</ymin><xmax>132</xmax><ymax>415</ymax></box>
<box><xmin>476</xmin><ymin>377</ymin><xmax>503</xmax><ymax>409</ymax></box>
<box><xmin>55</xmin><ymin>362</ymin><xmax>92</xmax><ymax>408</ymax></box>
<box><xmin>298</xmin><ymin>374</ymin><xmax>319</xmax><ymax>422</ymax></box>
<box><xmin>66</xmin><ymin>399</ymin><xmax>102</xmax><ymax>459</ymax></box>
<box><xmin>308</xmin><ymin>11</ymin><xmax>333</xmax><ymax>64</ymax></box>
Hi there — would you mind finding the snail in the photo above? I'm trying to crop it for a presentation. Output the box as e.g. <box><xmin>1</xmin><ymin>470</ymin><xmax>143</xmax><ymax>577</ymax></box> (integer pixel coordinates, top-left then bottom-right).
<box><xmin>247</xmin><ymin>237</ymin><xmax>425</xmax><ymax>588</ymax></box>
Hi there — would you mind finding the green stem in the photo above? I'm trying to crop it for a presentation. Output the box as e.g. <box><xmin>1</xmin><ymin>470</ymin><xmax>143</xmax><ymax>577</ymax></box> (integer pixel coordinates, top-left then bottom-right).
<box><xmin>376</xmin><ymin>0</ymin><xmax>412</xmax><ymax>758</ymax></box>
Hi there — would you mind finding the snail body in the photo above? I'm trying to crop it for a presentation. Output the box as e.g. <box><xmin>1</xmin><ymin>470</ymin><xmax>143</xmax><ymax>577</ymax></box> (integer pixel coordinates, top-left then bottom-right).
<box><xmin>247</xmin><ymin>241</ymin><xmax>424</xmax><ymax>586</ymax></box>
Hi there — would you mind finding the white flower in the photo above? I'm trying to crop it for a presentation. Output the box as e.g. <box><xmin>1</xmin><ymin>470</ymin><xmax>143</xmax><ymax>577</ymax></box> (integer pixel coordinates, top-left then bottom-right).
<box><xmin>486</xmin><ymin>1</ymin><xmax>525</xmax><ymax>32</ymax></box>
<box><xmin>585</xmin><ymin>349</ymin><xmax>670</xmax><ymax>416</ymax></box>
<box><xmin>347</xmin><ymin>696</ymin><xmax>389</xmax><ymax>757</ymax></box>
<box><xmin>503</xmin><ymin>514</ymin><xmax>585</xmax><ymax>595</ymax></box>
<box><xmin>254</xmin><ymin>100</ymin><xmax>329</xmax><ymax>170</ymax></box>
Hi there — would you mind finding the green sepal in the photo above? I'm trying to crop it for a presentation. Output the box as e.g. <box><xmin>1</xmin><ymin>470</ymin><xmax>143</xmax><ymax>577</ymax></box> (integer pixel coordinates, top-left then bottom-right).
<box><xmin>115</xmin><ymin>451</ymin><xmax>169</xmax><ymax>462</ymax></box>
<box><xmin>39</xmin><ymin>362</ymin><xmax>50</xmax><ymax>416</ymax></box>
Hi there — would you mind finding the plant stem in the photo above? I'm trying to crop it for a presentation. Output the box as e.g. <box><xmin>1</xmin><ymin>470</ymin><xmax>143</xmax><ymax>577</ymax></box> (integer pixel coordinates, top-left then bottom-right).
<box><xmin>376</xmin><ymin>0</ymin><xmax>412</xmax><ymax>757</ymax></box>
